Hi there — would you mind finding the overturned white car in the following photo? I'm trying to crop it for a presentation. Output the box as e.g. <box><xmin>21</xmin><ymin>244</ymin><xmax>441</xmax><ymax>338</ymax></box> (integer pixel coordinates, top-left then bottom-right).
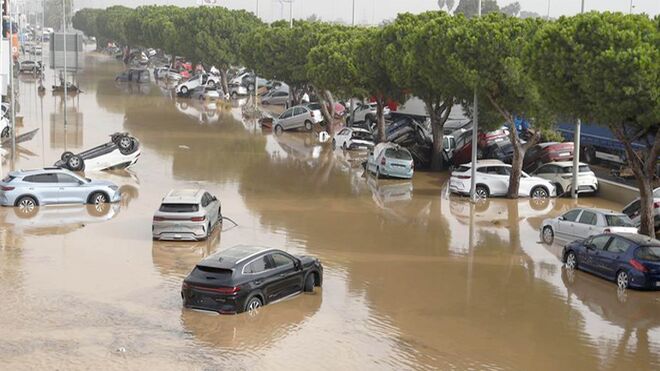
<box><xmin>55</xmin><ymin>133</ymin><xmax>141</xmax><ymax>172</ymax></box>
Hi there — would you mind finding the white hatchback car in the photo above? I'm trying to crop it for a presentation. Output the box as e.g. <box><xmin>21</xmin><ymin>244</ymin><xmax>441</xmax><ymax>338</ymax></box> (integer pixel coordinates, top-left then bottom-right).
<box><xmin>622</xmin><ymin>187</ymin><xmax>660</xmax><ymax>233</ymax></box>
<box><xmin>531</xmin><ymin>161</ymin><xmax>598</xmax><ymax>196</ymax></box>
<box><xmin>152</xmin><ymin>189</ymin><xmax>222</xmax><ymax>241</ymax></box>
<box><xmin>540</xmin><ymin>207</ymin><xmax>638</xmax><ymax>244</ymax></box>
<box><xmin>449</xmin><ymin>160</ymin><xmax>556</xmax><ymax>199</ymax></box>
<box><xmin>332</xmin><ymin>127</ymin><xmax>375</xmax><ymax>151</ymax></box>
<box><xmin>176</xmin><ymin>73</ymin><xmax>220</xmax><ymax>95</ymax></box>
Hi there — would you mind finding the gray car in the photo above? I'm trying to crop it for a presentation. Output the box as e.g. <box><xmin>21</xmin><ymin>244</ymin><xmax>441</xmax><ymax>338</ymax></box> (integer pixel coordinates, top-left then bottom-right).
<box><xmin>540</xmin><ymin>207</ymin><xmax>639</xmax><ymax>244</ymax></box>
<box><xmin>273</xmin><ymin>105</ymin><xmax>323</xmax><ymax>134</ymax></box>
<box><xmin>261</xmin><ymin>89</ymin><xmax>289</xmax><ymax>105</ymax></box>
<box><xmin>0</xmin><ymin>168</ymin><xmax>121</xmax><ymax>215</ymax></box>
<box><xmin>152</xmin><ymin>189</ymin><xmax>222</xmax><ymax>241</ymax></box>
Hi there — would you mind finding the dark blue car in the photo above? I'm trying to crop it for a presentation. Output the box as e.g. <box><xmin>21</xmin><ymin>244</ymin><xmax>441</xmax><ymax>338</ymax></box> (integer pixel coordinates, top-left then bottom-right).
<box><xmin>562</xmin><ymin>233</ymin><xmax>660</xmax><ymax>290</ymax></box>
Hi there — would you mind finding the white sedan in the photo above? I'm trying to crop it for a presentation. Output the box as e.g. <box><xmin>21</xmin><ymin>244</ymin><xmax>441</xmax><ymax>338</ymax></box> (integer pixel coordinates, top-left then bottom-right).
<box><xmin>449</xmin><ymin>160</ymin><xmax>556</xmax><ymax>199</ymax></box>
<box><xmin>332</xmin><ymin>127</ymin><xmax>375</xmax><ymax>151</ymax></box>
<box><xmin>540</xmin><ymin>207</ymin><xmax>638</xmax><ymax>244</ymax></box>
<box><xmin>531</xmin><ymin>161</ymin><xmax>598</xmax><ymax>196</ymax></box>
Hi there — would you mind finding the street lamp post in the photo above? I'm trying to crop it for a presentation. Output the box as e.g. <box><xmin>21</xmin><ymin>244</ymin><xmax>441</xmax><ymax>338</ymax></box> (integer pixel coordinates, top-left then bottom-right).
<box><xmin>62</xmin><ymin>0</ymin><xmax>68</xmax><ymax>127</ymax></box>
<box><xmin>571</xmin><ymin>0</ymin><xmax>585</xmax><ymax>199</ymax></box>
<box><xmin>8</xmin><ymin>0</ymin><xmax>16</xmax><ymax>160</ymax></box>
<box><xmin>469</xmin><ymin>0</ymin><xmax>482</xmax><ymax>202</ymax></box>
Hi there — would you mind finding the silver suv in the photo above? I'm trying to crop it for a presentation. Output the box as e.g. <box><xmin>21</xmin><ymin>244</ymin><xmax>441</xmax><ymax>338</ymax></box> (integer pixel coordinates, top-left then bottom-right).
<box><xmin>0</xmin><ymin>168</ymin><xmax>120</xmax><ymax>215</ymax></box>
<box><xmin>152</xmin><ymin>189</ymin><xmax>221</xmax><ymax>241</ymax></box>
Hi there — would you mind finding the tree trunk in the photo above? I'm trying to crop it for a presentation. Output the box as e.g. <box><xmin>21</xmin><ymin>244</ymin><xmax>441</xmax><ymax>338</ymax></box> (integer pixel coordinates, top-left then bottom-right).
<box><xmin>611</xmin><ymin>125</ymin><xmax>660</xmax><ymax>238</ymax></box>
<box><xmin>426</xmin><ymin>100</ymin><xmax>453</xmax><ymax>171</ymax></box>
<box><xmin>375</xmin><ymin>97</ymin><xmax>386</xmax><ymax>143</ymax></box>
<box><xmin>317</xmin><ymin>90</ymin><xmax>337</xmax><ymax>136</ymax></box>
<box><xmin>220</xmin><ymin>68</ymin><xmax>229</xmax><ymax>98</ymax></box>
<box><xmin>506</xmin><ymin>126</ymin><xmax>540</xmax><ymax>199</ymax></box>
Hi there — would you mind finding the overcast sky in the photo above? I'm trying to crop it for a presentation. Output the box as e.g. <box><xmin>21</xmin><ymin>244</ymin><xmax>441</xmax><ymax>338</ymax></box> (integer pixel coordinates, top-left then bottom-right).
<box><xmin>75</xmin><ymin>0</ymin><xmax>660</xmax><ymax>24</ymax></box>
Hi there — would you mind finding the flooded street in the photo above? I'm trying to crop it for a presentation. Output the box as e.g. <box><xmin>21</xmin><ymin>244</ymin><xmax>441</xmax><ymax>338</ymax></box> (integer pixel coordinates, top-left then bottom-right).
<box><xmin>1</xmin><ymin>52</ymin><xmax>659</xmax><ymax>370</ymax></box>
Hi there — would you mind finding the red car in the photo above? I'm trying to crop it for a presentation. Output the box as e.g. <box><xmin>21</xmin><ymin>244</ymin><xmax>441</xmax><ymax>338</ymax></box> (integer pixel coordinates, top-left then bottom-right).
<box><xmin>523</xmin><ymin>142</ymin><xmax>574</xmax><ymax>172</ymax></box>
<box><xmin>450</xmin><ymin>128</ymin><xmax>510</xmax><ymax>166</ymax></box>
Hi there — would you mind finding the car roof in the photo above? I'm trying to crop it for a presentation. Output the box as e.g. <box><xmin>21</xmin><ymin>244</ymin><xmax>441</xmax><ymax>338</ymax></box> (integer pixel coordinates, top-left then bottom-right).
<box><xmin>459</xmin><ymin>160</ymin><xmax>507</xmax><ymax>168</ymax></box>
<box><xmin>9</xmin><ymin>167</ymin><xmax>71</xmax><ymax>177</ymax></box>
<box><xmin>198</xmin><ymin>245</ymin><xmax>276</xmax><ymax>269</ymax></box>
<box><xmin>536</xmin><ymin>142</ymin><xmax>559</xmax><ymax>148</ymax></box>
<box><xmin>573</xmin><ymin>207</ymin><xmax>626</xmax><ymax>216</ymax></box>
<box><xmin>546</xmin><ymin>161</ymin><xmax>587</xmax><ymax>167</ymax></box>
<box><xmin>350</xmin><ymin>127</ymin><xmax>371</xmax><ymax>133</ymax></box>
<box><xmin>615</xmin><ymin>233</ymin><xmax>660</xmax><ymax>247</ymax></box>
<box><xmin>162</xmin><ymin>189</ymin><xmax>205</xmax><ymax>203</ymax></box>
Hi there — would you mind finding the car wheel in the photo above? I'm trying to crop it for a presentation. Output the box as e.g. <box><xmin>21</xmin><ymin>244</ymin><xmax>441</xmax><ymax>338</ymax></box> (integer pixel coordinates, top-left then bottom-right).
<box><xmin>15</xmin><ymin>196</ymin><xmax>38</xmax><ymax>218</ymax></box>
<box><xmin>180</xmin><ymin>86</ymin><xmax>188</xmax><ymax>95</ymax></box>
<box><xmin>565</xmin><ymin>251</ymin><xmax>577</xmax><ymax>270</ymax></box>
<box><xmin>475</xmin><ymin>185</ymin><xmax>489</xmax><ymax>199</ymax></box>
<box><xmin>274</xmin><ymin>125</ymin><xmax>283</xmax><ymax>135</ymax></box>
<box><xmin>67</xmin><ymin>155</ymin><xmax>84</xmax><ymax>171</ymax></box>
<box><xmin>332</xmin><ymin>139</ymin><xmax>336</xmax><ymax>150</ymax></box>
<box><xmin>555</xmin><ymin>183</ymin><xmax>564</xmax><ymax>197</ymax></box>
<box><xmin>616</xmin><ymin>270</ymin><xmax>629</xmax><ymax>289</ymax></box>
<box><xmin>245</xmin><ymin>296</ymin><xmax>262</xmax><ymax>312</ymax></box>
<box><xmin>87</xmin><ymin>202</ymin><xmax>111</xmax><ymax>217</ymax></box>
<box><xmin>61</xmin><ymin>151</ymin><xmax>74</xmax><ymax>162</ymax></box>
<box><xmin>304</xmin><ymin>274</ymin><xmax>316</xmax><ymax>293</ymax></box>
<box><xmin>304</xmin><ymin>120</ymin><xmax>312</xmax><ymax>131</ymax></box>
<box><xmin>542</xmin><ymin>226</ymin><xmax>554</xmax><ymax>244</ymax></box>
<box><xmin>1</xmin><ymin>126</ymin><xmax>10</xmax><ymax>139</ymax></box>
<box><xmin>88</xmin><ymin>192</ymin><xmax>108</xmax><ymax>205</ymax></box>
<box><xmin>531</xmin><ymin>186</ymin><xmax>549</xmax><ymax>199</ymax></box>
<box><xmin>207</xmin><ymin>80</ymin><xmax>216</xmax><ymax>88</ymax></box>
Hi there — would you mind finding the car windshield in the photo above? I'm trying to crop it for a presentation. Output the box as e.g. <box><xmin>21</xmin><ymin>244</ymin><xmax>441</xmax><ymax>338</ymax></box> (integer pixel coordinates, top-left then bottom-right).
<box><xmin>385</xmin><ymin>148</ymin><xmax>412</xmax><ymax>160</ymax></box>
<box><xmin>352</xmin><ymin>131</ymin><xmax>373</xmax><ymax>141</ymax></box>
<box><xmin>307</xmin><ymin>103</ymin><xmax>321</xmax><ymax>110</ymax></box>
<box><xmin>561</xmin><ymin>165</ymin><xmax>592</xmax><ymax>173</ymax></box>
<box><xmin>159</xmin><ymin>203</ymin><xmax>199</xmax><ymax>212</ymax></box>
<box><xmin>605</xmin><ymin>214</ymin><xmax>634</xmax><ymax>227</ymax></box>
<box><xmin>635</xmin><ymin>246</ymin><xmax>660</xmax><ymax>262</ymax></box>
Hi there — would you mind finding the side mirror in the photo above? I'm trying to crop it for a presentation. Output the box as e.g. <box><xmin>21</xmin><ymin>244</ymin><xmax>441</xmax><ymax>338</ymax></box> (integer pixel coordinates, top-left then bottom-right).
<box><xmin>295</xmin><ymin>259</ymin><xmax>303</xmax><ymax>271</ymax></box>
<box><xmin>558</xmin><ymin>216</ymin><xmax>565</xmax><ymax>221</ymax></box>
<box><xmin>585</xmin><ymin>243</ymin><xmax>594</xmax><ymax>250</ymax></box>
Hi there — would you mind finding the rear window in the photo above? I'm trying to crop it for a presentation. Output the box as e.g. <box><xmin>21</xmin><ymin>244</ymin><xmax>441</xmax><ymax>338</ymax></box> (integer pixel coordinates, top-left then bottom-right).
<box><xmin>635</xmin><ymin>247</ymin><xmax>660</xmax><ymax>262</ymax></box>
<box><xmin>159</xmin><ymin>203</ymin><xmax>199</xmax><ymax>212</ymax></box>
<box><xmin>385</xmin><ymin>148</ymin><xmax>412</xmax><ymax>160</ymax></box>
<box><xmin>191</xmin><ymin>266</ymin><xmax>233</xmax><ymax>280</ymax></box>
<box><xmin>1</xmin><ymin>175</ymin><xmax>14</xmax><ymax>183</ymax></box>
<box><xmin>561</xmin><ymin>165</ymin><xmax>592</xmax><ymax>173</ymax></box>
<box><xmin>605</xmin><ymin>214</ymin><xmax>634</xmax><ymax>227</ymax></box>
<box><xmin>455</xmin><ymin>165</ymin><xmax>471</xmax><ymax>173</ymax></box>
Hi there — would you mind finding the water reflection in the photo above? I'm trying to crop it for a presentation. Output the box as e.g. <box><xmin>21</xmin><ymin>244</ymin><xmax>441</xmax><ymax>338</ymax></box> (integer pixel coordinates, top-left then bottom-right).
<box><xmin>0</xmin><ymin>203</ymin><xmax>120</xmax><ymax>236</ymax></box>
<box><xmin>175</xmin><ymin>99</ymin><xmax>220</xmax><ymax>125</ymax></box>
<box><xmin>152</xmin><ymin>228</ymin><xmax>221</xmax><ymax>280</ymax></box>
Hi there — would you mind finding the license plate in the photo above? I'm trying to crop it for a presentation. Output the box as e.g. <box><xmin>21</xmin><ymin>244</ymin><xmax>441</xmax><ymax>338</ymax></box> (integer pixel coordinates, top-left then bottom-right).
<box><xmin>560</xmin><ymin>152</ymin><xmax>569</xmax><ymax>157</ymax></box>
<box><xmin>174</xmin><ymin>234</ymin><xmax>182</xmax><ymax>239</ymax></box>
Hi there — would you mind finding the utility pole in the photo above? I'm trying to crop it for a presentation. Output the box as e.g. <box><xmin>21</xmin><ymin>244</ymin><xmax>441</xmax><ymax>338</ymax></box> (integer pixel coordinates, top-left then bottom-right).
<box><xmin>62</xmin><ymin>0</ymin><xmax>68</xmax><ymax>127</ymax></box>
<box><xmin>629</xmin><ymin>0</ymin><xmax>633</xmax><ymax>14</ymax></box>
<box><xmin>352</xmin><ymin>0</ymin><xmax>355</xmax><ymax>26</ymax></box>
<box><xmin>349</xmin><ymin>0</ymin><xmax>356</xmax><ymax>127</ymax></box>
<box><xmin>571</xmin><ymin>0</ymin><xmax>585</xmax><ymax>199</ymax></box>
<box><xmin>546</xmin><ymin>0</ymin><xmax>550</xmax><ymax>19</ymax></box>
<box><xmin>469</xmin><ymin>0</ymin><xmax>481</xmax><ymax>202</ymax></box>
<box><xmin>8</xmin><ymin>0</ymin><xmax>16</xmax><ymax>160</ymax></box>
<box><xmin>254</xmin><ymin>0</ymin><xmax>259</xmax><ymax>113</ymax></box>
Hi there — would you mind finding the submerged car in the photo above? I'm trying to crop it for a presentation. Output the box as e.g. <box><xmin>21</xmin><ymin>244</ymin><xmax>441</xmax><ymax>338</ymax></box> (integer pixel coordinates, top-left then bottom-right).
<box><xmin>115</xmin><ymin>68</ymin><xmax>151</xmax><ymax>83</ymax></box>
<box><xmin>449</xmin><ymin>160</ymin><xmax>556</xmax><ymax>199</ymax></box>
<box><xmin>54</xmin><ymin>133</ymin><xmax>140</xmax><ymax>172</ymax></box>
<box><xmin>532</xmin><ymin>161</ymin><xmax>598</xmax><ymax>196</ymax></box>
<box><xmin>332</xmin><ymin>127</ymin><xmax>375</xmax><ymax>151</ymax></box>
<box><xmin>182</xmin><ymin>245</ymin><xmax>323</xmax><ymax>314</ymax></box>
<box><xmin>523</xmin><ymin>142</ymin><xmax>574</xmax><ymax>173</ymax></box>
<box><xmin>272</xmin><ymin>105</ymin><xmax>323</xmax><ymax>134</ymax></box>
<box><xmin>622</xmin><ymin>187</ymin><xmax>660</xmax><ymax>234</ymax></box>
<box><xmin>540</xmin><ymin>207</ymin><xmax>638</xmax><ymax>244</ymax></box>
<box><xmin>176</xmin><ymin>73</ymin><xmax>220</xmax><ymax>95</ymax></box>
<box><xmin>152</xmin><ymin>189</ymin><xmax>221</xmax><ymax>241</ymax></box>
<box><xmin>0</xmin><ymin>168</ymin><xmax>120</xmax><ymax>212</ymax></box>
<box><xmin>189</xmin><ymin>85</ymin><xmax>221</xmax><ymax>101</ymax></box>
<box><xmin>366</xmin><ymin>142</ymin><xmax>414</xmax><ymax>179</ymax></box>
<box><xmin>562</xmin><ymin>233</ymin><xmax>660</xmax><ymax>290</ymax></box>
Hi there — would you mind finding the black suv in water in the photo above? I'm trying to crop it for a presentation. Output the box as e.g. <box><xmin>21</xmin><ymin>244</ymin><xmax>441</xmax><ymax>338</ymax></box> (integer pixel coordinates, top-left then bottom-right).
<box><xmin>182</xmin><ymin>245</ymin><xmax>323</xmax><ymax>314</ymax></box>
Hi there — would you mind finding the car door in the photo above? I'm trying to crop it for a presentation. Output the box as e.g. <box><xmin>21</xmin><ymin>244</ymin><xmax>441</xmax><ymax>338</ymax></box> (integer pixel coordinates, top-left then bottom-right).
<box><xmin>534</xmin><ymin>164</ymin><xmax>556</xmax><ymax>183</ymax></box>
<box><xmin>291</xmin><ymin>107</ymin><xmax>306</xmax><ymax>129</ymax></box>
<box><xmin>622</xmin><ymin>199</ymin><xmax>641</xmax><ymax>226</ymax></box>
<box><xmin>274</xmin><ymin>91</ymin><xmax>288</xmax><ymax>105</ymax></box>
<box><xmin>336</xmin><ymin>129</ymin><xmax>350</xmax><ymax>147</ymax></box>
<box><xmin>486</xmin><ymin>166</ymin><xmax>510</xmax><ymax>196</ymax></box>
<box><xmin>23</xmin><ymin>173</ymin><xmax>60</xmax><ymax>205</ymax></box>
<box><xmin>557</xmin><ymin>209</ymin><xmax>582</xmax><ymax>239</ymax></box>
<box><xmin>599</xmin><ymin>236</ymin><xmax>631</xmax><ymax>279</ymax></box>
<box><xmin>267</xmin><ymin>252</ymin><xmax>304</xmax><ymax>300</ymax></box>
<box><xmin>575</xmin><ymin>210</ymin><xmax>598</xmax><ymax>238</ymax></box>
<box><xmin>243</xmin><ymin>255</ymin><xmax>279</xmax><ymax>303</ymax></box>
<box><xmin>278</xmin><ymin>108</ymin><xmax>295</xmax><ymax>129</ymax></box>
<box><xmin>57</xmin><ymin>173</ymin><xmax>85</xmax><ymax>204</ymax></box>
<box><xmin>583</xmin><ymin>235</ymin><xmax>613</xmax><ymax>276</ymax></box>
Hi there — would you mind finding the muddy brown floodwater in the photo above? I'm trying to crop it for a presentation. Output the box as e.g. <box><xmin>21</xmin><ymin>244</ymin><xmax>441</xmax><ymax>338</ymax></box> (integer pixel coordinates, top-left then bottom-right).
<box><xmin>0</xmin><ymin>52</ymin><xmax>659</xmax><ymax>370</ymax></box>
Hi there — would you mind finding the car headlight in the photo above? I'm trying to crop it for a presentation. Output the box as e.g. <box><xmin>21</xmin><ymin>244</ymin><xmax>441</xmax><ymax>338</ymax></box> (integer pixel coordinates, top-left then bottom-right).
<box><xmin>109</xmin><ymin>185</ymin><xmax>119</xmax><ymax>191</ymax></box>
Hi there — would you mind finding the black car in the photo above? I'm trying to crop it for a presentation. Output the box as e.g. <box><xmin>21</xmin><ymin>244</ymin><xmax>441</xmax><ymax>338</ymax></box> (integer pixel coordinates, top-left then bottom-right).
<box><xmin>182</xmin><ymin>245</ymin><xmax>323</xmax><ymax>314</ymax></box>
<box><xmin>482</xmin><ymin>141</ymin><xmax>514</xmax><ymax>163</ymax></box>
